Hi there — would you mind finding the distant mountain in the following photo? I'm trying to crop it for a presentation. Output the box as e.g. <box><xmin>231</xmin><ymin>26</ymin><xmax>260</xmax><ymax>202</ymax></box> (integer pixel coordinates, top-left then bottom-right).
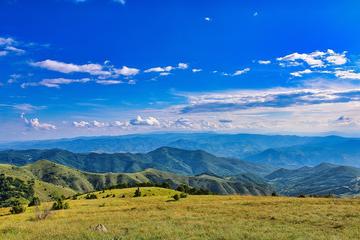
<box><xmin>0</xmin><ymin>147</ymin><xmax>272</xmax><ymax>176</ymax></box>
<box><xmin>1</xmin><ymin>160</ymin><xmax>274</xmax><ymax>196</ymax></box>
<box><xmin>265</xmin><ymin>163</ymin><xmax>360</xmax><ymax>196</ymax></box>
<box><xmin>0</xmin><ymin>133</ymin><xmax>333</xmax><ymax>159</ymax></box>
<box><xmin>246</xmin><ymin>139</ymin><xmax>360</xmax><ymax>168</ymax></box>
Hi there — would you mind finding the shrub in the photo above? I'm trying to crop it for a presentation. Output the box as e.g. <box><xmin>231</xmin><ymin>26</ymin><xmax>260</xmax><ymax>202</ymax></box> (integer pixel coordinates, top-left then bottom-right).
<box><xmin>10</xmin><ymin>201</ymin><xmax>26</xmax><ymax>214</ymax></box>
<box><xmin>52</xmin><ymin>199</ymin><xmax>69</xmax><ymax>210</ymax></box>
<box><xmin>134</xmin><ymin>187</ymin><xmax>141</xmax><ymax>197</ymax></box>
<box><xmin>85</xmin><ymin>193</ymin><xmax>98</xmax><ymax>199</ymax></box>
<box><xmin>172</xmin><ymin>194</ymin><xmax>180</xmax><ymax>201</ymax></box>
<box><xmin>271</xmin><ymin>192</ymin><xmax>278</xmax><ymax>197</ymax></box>
<box><xmin>180</xmin><ymin>192</ymin><xmax>187</xmax><ymax>198</ymax></box>
<box><xmin>28</xmin><ymin>197</ymin><xmax>41</xmax><ymax>207</ymax></box>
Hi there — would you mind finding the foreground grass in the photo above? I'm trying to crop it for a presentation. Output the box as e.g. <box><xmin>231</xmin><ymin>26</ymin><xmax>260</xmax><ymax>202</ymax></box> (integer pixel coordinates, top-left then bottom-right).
<box><xmin>1</xmin><ymin>188</ymin><xmax>360</xmax><ymax>240</ymax></box>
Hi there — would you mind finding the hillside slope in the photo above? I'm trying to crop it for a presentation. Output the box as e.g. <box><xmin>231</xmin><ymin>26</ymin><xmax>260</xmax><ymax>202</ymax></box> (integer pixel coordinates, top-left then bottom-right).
<box><xmin>1</xmin><ymin>160</ymin><xmax>274</xmax><ymax>196</ymax></box>
<box><xmin>265</xmin><ymin>163</ymin><xmax>360</xmax><ymax>196</ymax></box>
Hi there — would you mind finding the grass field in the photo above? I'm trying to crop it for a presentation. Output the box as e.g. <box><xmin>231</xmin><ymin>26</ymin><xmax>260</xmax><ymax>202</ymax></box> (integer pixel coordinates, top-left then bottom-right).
<box><xmin>1</xmin><ymin>187</ymin><xmax>360</xmax><ymax>240</ymax></box>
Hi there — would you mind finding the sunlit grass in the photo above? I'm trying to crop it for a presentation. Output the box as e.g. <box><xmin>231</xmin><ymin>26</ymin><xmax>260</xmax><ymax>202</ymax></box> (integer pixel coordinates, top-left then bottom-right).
<box><xmin>1</xmin><ymin>187</ymin><xmax>360</xmax><ymax>240</ymax></box>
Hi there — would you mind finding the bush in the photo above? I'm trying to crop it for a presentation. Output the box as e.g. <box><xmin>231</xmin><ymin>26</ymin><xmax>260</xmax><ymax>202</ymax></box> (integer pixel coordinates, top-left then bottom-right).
<box><xmin>85</xmin><ymin>193</ymin><xmax>98</xmax><ymax>199</ymax></box>
<box><xmin>10</xmin><ymin>201</ymin><xmax>26</xmax><ymax>214</ymax></box>
<box><xmin>52</xmin><ymin>199</ymin><xmax>69</xmax><ymax>210</ymax></box>
<box><xmin>271</xmin><ymin>192</ymin><xmax>278</xmax><ymax>197</ymax></box>
<box><xmin>28</xmin><ymin>197</ymin><xmax>41</xmax><ymax>207</ymax></box>
<box><xmin>180</xmin><ymin>192</ymin><xmax>187</xmax><ymax>198</ymax></box>
<box><xmin>172</xmin><ymin>194</ymin><xmax>180</xmax><ymax>201</ymax></box>
<box><xmin>134</xmin><ymin>187</ymin><xmax>141</xmax><ymax>197</ymax></box>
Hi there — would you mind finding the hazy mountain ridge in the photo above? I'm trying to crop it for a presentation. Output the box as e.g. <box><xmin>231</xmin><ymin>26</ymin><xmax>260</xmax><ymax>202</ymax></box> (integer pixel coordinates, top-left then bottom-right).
<box><xmin>0</xmin><ymin>133</ymin><xmax>338</xmax><ymax>159</ymax></box>
<box><xmin>247</xmin><ymin>139</ymin><xmax>360</xmax><ymax>168</ymax></box>
<box><xmin>265</xmin><ymin>163</ymin><xmax>360</xmax><ymax>196</ymax></box>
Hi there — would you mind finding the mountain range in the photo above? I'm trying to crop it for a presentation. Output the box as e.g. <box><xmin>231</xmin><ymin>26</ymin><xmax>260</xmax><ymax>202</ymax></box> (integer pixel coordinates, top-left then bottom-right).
<box><xmin>266</xmin><ymin>163</ymin><xmax>360</xmax><ymax>196</ymax></box>
<box><xmin>2</xmin><ymin>133</ymin><xmax>360</xmax><ymax>169</ymax></box>
<box><xmin>0</xmin><ymin>147</ymin><xmax>272</xmax><ymax>176</ymax></box>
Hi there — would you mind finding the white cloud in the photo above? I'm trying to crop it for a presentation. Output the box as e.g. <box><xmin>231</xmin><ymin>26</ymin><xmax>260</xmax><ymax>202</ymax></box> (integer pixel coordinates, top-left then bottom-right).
<box><xmin>258</xmin><ymin>60</ymin><xmax>271</xmax><ymax>65</ymax></box>
<box><xmin>21</xmin><ymin>113</ymin><xmax>56</xmax><ymax>130</ymax></box>
<box><xmin>192</xmin><ymin>68</ymin><xmax>202</xmax><ymax>73</ymax></box>
<box><xmin>96</xmin><ymin>80</ymin><xmax>123</xmax><ymax>85</ymax></box>
<box><xmin>178</xmin><ymin>63</ymin><xmax>188</xmax><ymax>69</ymax></box>
<box><xmin>233</xmin><ymin>68</ymin><xmax>250</xmax><ymax>76</ymax></box>
<box><xmin>277</xmin><ymin>49</ymin><xmax>347</xmax><ymax>68</ymax></box>
<box><xmin>145</xmin><ymin>66</ymin><xmax>173</xmax><ymax>73</ymax></box>
<box><xmin>334</xmin><ymin>70</ymin><xmax>360</xmax><ymax>80</ymax></box>
<box><xmin>204</xmin><ymin>17</ymin><xmax>211</xmax><ymax>21</ymax></box>
<box><xmin>31</xmin><ymin>59</ymin><xmax>110</xmax><ymax>76</ymax></box>
<box><xmin>253</xmin><ymin>12</ymin><xmax>258</xmax><ymax>17</ymax></box>
<box><xmin>129</xmin><ymin>116</ymin><xmax>160</xmax><ymax>126</ymax></box>
<box><xmin>290</xmin><ymin>69</ymin><xmax>313</xmax><ymax>77</ymax></box>
<box><xmin>115</xmin><ymin>66</ymin><xmax>140</xmax><ymax>76</ymax></box>
<box><xmin>21</xmin><ymin>78</ymin><xmax>90</xmax><ymax>88</ymax></box>
<box><xmin>0</xmin><ymin>37</ymin><xmax>15</xmax><ymax>46</ymax></box>
<box><xmin>144</xmin><ymin>63</ymin><xmax>188</xmax><ymax>74</ymax></box>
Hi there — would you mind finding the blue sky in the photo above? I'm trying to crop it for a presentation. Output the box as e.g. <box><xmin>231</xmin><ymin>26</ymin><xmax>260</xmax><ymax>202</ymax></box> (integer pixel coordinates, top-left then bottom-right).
<box><xmin>1</xmin><ymin>0</ymin><xmax>360</xmax><ymax>141</ymax></box>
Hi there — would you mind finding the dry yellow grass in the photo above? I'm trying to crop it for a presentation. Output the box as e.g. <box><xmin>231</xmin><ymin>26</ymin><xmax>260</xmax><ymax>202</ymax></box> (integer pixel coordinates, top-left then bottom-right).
<box><xmin>1</xmin><ymin>188</ymin><xmax>360</xmax><ymax>240</ymax></box>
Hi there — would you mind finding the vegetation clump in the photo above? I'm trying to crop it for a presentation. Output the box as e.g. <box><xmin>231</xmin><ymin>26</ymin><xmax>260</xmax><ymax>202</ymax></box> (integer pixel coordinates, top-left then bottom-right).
<box><xmin>0</xmin><ymin>174</ymin><xmax>35</xmax><ymax>207</ymax></box>
<box><xmin>10</xmin><ymin>201</ymin><xmax>26</xmax><ymax>214</ymax></box>
<box><xmin>134</xmin><ymin>187</ymin><xmax>141</xmax><ymax>197</ymax></box>
<box><xmin>51</xmin><ymin>198</ymin><xmax>69</xmax><ymax>210</ymax></box>
<box><xmin>85</xmin><ymin>193</ymin><xmax>98</xmax><ymax>199</ymax></box>
<box><xmin>28</xmin><ymin>196</ymin><xmax>41</xmax><ymax>207</ymax></box>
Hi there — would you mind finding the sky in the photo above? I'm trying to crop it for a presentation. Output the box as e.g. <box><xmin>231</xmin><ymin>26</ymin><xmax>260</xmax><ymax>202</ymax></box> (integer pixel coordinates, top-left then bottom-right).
<box><xmin>1</xmin><ymin>0</ymin><xmax>360</xmax><ymax>141</ymax></box>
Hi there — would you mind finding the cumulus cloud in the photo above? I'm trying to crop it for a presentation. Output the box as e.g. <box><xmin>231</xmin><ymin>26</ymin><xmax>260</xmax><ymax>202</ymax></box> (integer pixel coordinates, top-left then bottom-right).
<box><xmin>73</xmin><ymin>120</ymin><xmax>109</xmax><ymax>128</ymax></box>
<box><xmin>144</xmin><ymin>63</ymin><xmax>188</xmax><ymax>74</ymax></box>
<box><xmin>233</xmin><ymin>68</ymin><xmax>250</xmax><ymax>76</ymax></box>
<box><xmin>204</xmin><ymin>17</ymin><xmax>211</xmax><ymax>21</ymax></box>
<box><xmin>290</xmin><ymin>69</ymin><xmax>313</xmax><ymax>77</ymax></box>
<box><xmin>21</xmin><ymin>113</ymin><xmax>56</xmax><ymax>130</ymax></box>
<box><xmin>277</xmin><ymin>49</ymin><xmax>347</xmax><ymax>68</ymax></box>
<box><xmin>31</xmin><ymin>59</ymin><xmax>110</xmax><ymax>76</ymax></box>
<box><xmin>115</xmin><ymin>66</ymin><xmax>140</xmax><ymax>76</ymax></box>
<box><xmin>129</xmin><ymin>116</ymin><xmax>160</xmax><ymax>126</ymax></box>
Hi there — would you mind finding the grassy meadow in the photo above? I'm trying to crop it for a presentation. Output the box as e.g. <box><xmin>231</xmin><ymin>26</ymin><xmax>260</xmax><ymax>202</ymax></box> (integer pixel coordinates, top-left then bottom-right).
<box><xmin>0</xmin><ymin>187</ymin><xmax>360</xmax><ymax>240</ymax></box>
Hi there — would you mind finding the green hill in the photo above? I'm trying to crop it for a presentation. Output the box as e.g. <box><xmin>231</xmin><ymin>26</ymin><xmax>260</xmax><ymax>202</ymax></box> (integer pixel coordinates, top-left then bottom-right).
<box><xmin>0</xmin><ymin>147</ymin><xmax>272</xmax><ymax>176</ymax></box>
<box><xmin>0</xmin><ymin>160</ymin><xmax>274</xmax><ymax>199</ymax></box>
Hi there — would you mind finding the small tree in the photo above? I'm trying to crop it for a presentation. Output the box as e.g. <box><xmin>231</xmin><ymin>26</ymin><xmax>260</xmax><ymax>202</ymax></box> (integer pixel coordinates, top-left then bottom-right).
<box><xmin>172</xmin><ymin>194</ymin><xmax>180</xmax><ymax>201</ymax></box>
<box><xmin>52</xmin><ymin>198</ymin><xmax>69</xmax><ymax>210</ymax></box>
<box><xmin>134</xmin><ymin>187</ymin><xmax>141</xmax><ymax>197</ymax></box>
<box><xmin>28</xmin><ymin>196</ymin><xmax>41</xmax><ymax>207</ymax></box>
<box><xmin>10</xmin><ymin>201</ymin><xmax>26</xmax><ymax>214</ymax></box>
<box><xmin>180</xmin><ymin>192</ymin><xmax>187</xmax><ymax>198</ymax></box>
